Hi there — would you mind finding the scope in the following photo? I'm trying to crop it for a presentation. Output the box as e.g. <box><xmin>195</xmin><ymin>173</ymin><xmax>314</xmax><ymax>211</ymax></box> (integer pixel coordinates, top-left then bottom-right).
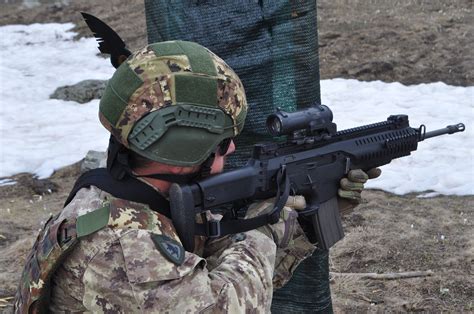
<box><xmin>266</xmin><ymin>104</ymin><xmax>336</xmax><ymax>136</ymax></box>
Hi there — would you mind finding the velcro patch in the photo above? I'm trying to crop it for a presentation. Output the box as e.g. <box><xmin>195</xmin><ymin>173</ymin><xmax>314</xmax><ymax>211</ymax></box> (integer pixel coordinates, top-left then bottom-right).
<box><xmin>151</xmin><ymin>234</ymin><xmax>185</xmax><ymax>266</ymax></box>
<box><xmin>76</xmin><ymin>205</ymin><xmax>110</xmax><ymax>238</ymax></box>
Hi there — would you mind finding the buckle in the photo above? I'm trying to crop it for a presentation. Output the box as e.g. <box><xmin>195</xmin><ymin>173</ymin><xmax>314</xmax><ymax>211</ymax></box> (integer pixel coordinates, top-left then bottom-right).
<box><xmin>206</xmin><ymin>220</ymin><xmax>221</xmax><ymax>238</ymax></box>
<box><xmin>58</xmin><ymin>220</ymin><xmax>76</xmax><ymax>246</ymax></box>
<box><xmin>59</xmin><ymin>226</ymin><xmax>72</xmax><ymax>246</ymax></box>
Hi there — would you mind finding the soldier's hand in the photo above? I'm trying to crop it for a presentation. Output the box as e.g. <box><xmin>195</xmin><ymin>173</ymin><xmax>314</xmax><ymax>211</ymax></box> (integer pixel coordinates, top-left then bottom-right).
<box><xmin>337</xmin><ymin>168</ymin><xmax>381</xmax><ymax>214</ymax></box>
<box><xmin>246</xmin><ymin>195</ymin><xmax>307</xmax><ymax>248</ymax></box>
<box><xmin>247</xmin><ymin>196</ymin><xmax>316</xmax><ymax>289</ymax></box>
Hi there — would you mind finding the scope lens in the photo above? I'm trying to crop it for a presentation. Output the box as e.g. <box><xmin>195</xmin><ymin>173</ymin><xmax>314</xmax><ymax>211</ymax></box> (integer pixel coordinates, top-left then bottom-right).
<box><xmin>268</xmin><ymin>117</ymin><xmax>282</xmax><ymax>135</ymax></box>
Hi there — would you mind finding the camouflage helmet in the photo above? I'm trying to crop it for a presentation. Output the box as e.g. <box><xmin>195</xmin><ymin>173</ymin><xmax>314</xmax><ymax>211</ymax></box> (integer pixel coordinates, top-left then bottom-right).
<box><xmin>99</xmin><ymin>40</ymin><xmax>247</xmax><ymax>166</ymax></box>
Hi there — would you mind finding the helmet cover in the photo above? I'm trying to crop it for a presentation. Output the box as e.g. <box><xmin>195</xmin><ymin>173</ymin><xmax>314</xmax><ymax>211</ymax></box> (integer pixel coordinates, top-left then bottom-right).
<box><xmin>99</xmin><ymin>40</ymin><xmax>247</xmax><ymax>166</ymax></box>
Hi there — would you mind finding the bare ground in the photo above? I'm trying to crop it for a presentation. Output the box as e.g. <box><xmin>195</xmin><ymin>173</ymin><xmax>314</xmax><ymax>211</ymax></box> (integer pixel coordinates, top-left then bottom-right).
<box><xmin>332</xmin><ymin>191</ymin><xmax>473</xmax><ymax>312</ymax></box>
<box><xmin>0</xmin><ymin>0</ymin><xmax>473</xmax><ymax>312</ymax></box>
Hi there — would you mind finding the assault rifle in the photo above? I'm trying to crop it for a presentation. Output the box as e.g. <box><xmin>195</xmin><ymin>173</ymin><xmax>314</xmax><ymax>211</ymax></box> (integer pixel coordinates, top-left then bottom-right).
<box><xmin>170</xmin><ymin>104</ymin><xmax>465</xmax><ymax>252</ymax></box>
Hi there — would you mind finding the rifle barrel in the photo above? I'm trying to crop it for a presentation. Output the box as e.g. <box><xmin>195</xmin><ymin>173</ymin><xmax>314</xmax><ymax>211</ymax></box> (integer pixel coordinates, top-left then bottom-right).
<box><xmin>422</xmin><ymin>123</ymin><xmax>465</xmax><ymax>140</ymax></box>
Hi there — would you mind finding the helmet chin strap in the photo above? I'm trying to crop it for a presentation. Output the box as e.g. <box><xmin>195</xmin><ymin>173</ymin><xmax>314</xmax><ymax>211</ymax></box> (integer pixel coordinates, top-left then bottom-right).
<box><xmin>106</xmin><ymin>135</ymin><xmax>131</xmax><ymax>180</ymax></box>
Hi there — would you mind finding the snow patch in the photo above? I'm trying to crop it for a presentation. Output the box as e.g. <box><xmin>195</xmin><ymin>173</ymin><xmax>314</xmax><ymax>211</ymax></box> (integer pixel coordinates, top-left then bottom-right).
<box><xmin>321</xmin><ymin>79</ymin><xmax>473</xmax><ymax>196</ymax></box>
<box><xmin>0</xmin><ymin>24</ymin><xmax>473</xmax><ymax>195</ymax></box>
<box><xmin>0</xmin><ymin>23</ymin><xmax>114</xmax><ymax>178</ymax></box>
<box><xmin>0</xmin><ymin>178</ymin><xmax>17</xmax><ymax>186</ymax></box>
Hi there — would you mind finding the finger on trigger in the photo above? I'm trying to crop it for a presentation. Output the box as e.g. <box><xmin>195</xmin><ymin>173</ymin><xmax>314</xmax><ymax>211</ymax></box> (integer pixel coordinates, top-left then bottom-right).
<box><xmin>340</xmin><ymin>177</ymin><xmax>364</xmax><ymax>191</ymax></box>
<box><xmin>367</xmin><ymin>167</ymin><xmax>382</xmax><ymax>179</ymax></box>
<box><xmin>348</xmin><ymin>169</ymin><xmax>369</xmax><ymax>183</ymax></box>
<box><xmin>285</xmin><ymin>195</ymin><xmax>306</xmax><ymax>210</ymax></box>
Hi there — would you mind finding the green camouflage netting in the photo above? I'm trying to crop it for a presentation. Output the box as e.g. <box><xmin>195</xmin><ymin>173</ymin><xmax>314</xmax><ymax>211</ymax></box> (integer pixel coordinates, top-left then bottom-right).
<box><xmin>145</xmin><ymin>1</ymin><xmax>331</xmax><ymax>312</ymax></box>
<box><xmin>145</xmin><ymin>0</ymin><xmax>321</xmax><ymax>170</ymax></box>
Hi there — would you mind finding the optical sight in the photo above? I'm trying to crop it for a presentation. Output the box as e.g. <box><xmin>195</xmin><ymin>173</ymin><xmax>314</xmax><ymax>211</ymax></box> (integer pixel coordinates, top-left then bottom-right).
<box><xmin>266</xmin><ymin>104</ymin><xmax>336</xmax><ymax>137</ymax></box>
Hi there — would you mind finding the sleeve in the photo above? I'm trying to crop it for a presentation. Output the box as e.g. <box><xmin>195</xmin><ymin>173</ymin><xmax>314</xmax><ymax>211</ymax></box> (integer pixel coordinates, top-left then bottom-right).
<box><xmin>81</xmin><ymin>229</ymin><xmax>276</xmax><ymax>313</ymax></box>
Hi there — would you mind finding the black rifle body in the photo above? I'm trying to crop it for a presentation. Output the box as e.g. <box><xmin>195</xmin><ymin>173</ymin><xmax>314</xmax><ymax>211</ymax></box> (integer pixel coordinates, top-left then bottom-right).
<box><xmin>171</xmin><ymin>110</ymin><xmax>464</xmax><ymax>251</ymax></box>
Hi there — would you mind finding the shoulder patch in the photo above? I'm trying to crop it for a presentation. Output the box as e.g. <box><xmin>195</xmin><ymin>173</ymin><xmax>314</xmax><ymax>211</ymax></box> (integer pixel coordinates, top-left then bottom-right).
<box><xmin>151</xmin><ymin>234</ymin><xmax>185</xmax><ymax>266</ymax></box>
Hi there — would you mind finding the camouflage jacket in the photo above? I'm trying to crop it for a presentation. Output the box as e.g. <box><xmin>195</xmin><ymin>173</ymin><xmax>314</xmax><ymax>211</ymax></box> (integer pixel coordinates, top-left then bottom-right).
<box><xmin>41</xmin><ymin>186</ymin><xmax>278</xmax><ymax>313</ymax></box>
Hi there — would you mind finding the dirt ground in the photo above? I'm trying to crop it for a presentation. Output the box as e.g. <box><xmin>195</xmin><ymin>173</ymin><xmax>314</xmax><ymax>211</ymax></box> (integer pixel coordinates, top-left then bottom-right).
<box><xmin>0</xmin><ymin>0</ymin><xmax>473</xmax><ymax>312</ymax></box>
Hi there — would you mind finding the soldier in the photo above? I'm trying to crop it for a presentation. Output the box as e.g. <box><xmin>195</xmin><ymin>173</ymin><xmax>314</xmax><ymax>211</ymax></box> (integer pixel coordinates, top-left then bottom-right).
<box><xmin>15</xmin><ymin>41</ymin><xmax>379</xmax><ymax>312</ymax></box>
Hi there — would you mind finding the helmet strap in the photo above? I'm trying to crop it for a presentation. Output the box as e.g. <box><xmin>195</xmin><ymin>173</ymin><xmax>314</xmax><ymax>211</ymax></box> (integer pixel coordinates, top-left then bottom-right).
<box><xmin>107</xmin><ymin>135</ymin><xmax>131</xmax><ymax>180</ymax></box>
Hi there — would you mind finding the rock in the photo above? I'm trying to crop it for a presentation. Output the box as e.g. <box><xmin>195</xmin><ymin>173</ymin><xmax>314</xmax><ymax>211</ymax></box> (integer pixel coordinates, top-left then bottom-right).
<box><xmin>81</xmin><ymin>150</ymin><xmax>107</xmax><ymax>173</ymax></box>
<box><xmin>51</xmin><ymin>160</ymin><xmax>82</xmax><ymax>179</ymax></box>
<box><xmin>50</xmin><ymin>79</ymin><xmax>107</xmax><ymax>104</ymax></box>
<box><xmin>14</xmin><ymin>174</ymin><xmax>58</xmax><ymax>195</ymax></box>
<box><xmin>31</xmin><ymin>178</ymin><xmax>59</xmax><ymax>195</ymax></box>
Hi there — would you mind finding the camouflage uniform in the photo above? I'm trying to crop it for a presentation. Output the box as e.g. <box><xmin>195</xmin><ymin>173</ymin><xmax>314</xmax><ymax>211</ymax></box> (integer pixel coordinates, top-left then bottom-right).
<box><xmin>15</xmin><ymin>41</ymin><xmax>316</xmax><ymax>312</ymax></box>
<box><xmin>47</xmin><ymin>186</ymin><xmax>314</xmax><ymax>312</ymax></box>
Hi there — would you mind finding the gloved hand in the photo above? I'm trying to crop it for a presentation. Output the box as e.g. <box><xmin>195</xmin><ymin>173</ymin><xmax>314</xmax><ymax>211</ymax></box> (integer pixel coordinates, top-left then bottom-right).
<box><xmin>246</xmin><ymin>195</ymin><xmax>307</xmax><ymax>248</ymax></box>
<box><xmin>246</xmin><ymin>196</ymin><xmax>316</xmax><ymax>288</ymax></box>
<box><xmin>338</xmin><ymin>168</ymin><xmax>382</xmax><ymax>214</ymax></box>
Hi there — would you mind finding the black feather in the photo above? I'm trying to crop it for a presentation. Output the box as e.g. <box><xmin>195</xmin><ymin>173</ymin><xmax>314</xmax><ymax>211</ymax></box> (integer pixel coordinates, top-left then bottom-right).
<box><xmin>81</xmin><ymin>12</ymin><xmax>131</xmax><ymax>68</ymax></box>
